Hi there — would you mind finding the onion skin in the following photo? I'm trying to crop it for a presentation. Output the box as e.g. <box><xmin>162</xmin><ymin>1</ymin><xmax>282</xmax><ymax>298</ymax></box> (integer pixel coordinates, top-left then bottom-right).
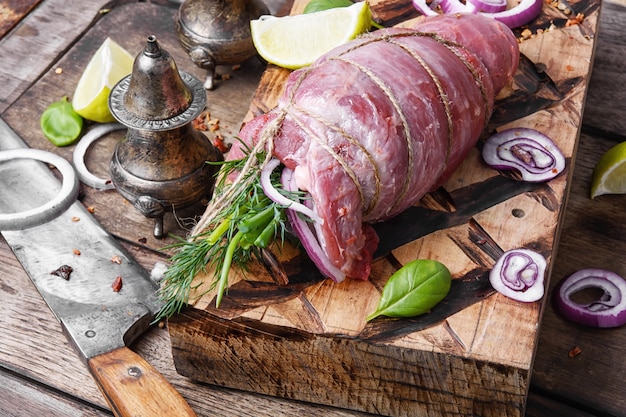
<box><xmin>482</xmin><ymin>128</ymin><xmax>565</xmax><ymax>182</ymax></box>
<box><xmin>413</xmin><ymin>0</ymin><xmax>544</xmax><ymax>28</ymax></box>
<box><xmin>555</xmin><ymin>269</ymin><xmax>626</xmax><ymax>328</ymax></box>
<box><xmin>489</xmin><ymin>249</ymin><xmax>546</xmax><ymax>302</ymax></box>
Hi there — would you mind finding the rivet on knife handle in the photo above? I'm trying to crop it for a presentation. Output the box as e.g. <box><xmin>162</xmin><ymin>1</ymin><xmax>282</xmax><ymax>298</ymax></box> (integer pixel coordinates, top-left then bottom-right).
<box><xmin>89</xmin><ymin>346</ymin><xmax>197</xmax><ymax>417</ymax></box>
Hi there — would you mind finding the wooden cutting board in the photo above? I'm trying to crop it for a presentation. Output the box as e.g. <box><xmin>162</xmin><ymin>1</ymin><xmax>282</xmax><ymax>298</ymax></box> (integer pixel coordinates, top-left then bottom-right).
<box><xmin>167</xmin><ymin>0</ymin><xmax>602</xmax><ymax>416</ymax></box>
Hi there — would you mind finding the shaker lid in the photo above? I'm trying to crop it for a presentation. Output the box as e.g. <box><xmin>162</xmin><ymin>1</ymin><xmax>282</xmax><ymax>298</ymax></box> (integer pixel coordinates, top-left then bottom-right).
<box><xmin>109</xmin><ymin>35</ymin><xmax>205</xmax><ymax>131</ymax></box>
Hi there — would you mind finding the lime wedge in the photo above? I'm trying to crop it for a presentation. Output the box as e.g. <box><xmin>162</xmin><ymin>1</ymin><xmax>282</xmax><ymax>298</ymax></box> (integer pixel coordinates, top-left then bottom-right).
<box><xmin>72</xmin><ymin>38</ymin><xmax>134</xmax><ymax>123</ymax></box>
<box><xmin>590</xmin><ymin>141</ymin><xmax>626</xmax><ymax>198</ymax></box>
<box><xmin>250</xmin><ymin>1</ymin><xmax>372</xmax><ymax>70</ymax></box>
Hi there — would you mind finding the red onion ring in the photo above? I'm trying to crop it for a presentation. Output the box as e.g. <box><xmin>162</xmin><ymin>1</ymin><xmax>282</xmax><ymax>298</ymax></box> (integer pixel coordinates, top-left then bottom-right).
<box><xmin>281</xmin><ymin>167</ymin><xmax>345</xmax><ymax>283</ymax></box>
<box><xmin>482</xmin><ymin>128</ymin><xmax>565</xmax><ymax>182</ymax></box>
<box><xmin>489</xmin><ymin>249</ymin><xmax>546</xmax><ymax>302</ymax></box>
<box><xmin>555</xmin><ymin>269</ymin><xmax>626</xmax><ymax>328</ymax></box>
<box><xmin>466</xmin><ymin>0</ymin><xmax>507</xmax><ymax>13</ymax></box>
<box><xmin>413</xmin><ymin>0</ymin><xmax>543</xmax><ymax>28</ymax></box>
<box><xmin>260</xmin><ymin>157</ymin><xmax>323</xmax><ymax>224</ymax></box>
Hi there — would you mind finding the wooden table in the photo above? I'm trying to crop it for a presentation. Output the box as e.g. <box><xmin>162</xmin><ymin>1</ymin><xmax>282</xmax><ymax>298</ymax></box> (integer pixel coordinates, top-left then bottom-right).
<box><xmin>0</xmin><ymin>0</ymin><xmax>625</xmax><ymax>416</ymax></box>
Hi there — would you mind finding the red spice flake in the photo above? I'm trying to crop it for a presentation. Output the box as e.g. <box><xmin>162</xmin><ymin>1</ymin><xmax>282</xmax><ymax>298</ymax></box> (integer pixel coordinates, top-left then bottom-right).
<box><xmin>568</xmin><ymin>346</ymin><xmax>582</xmax><ymax>357</ymax></box>
<box><xmin>232</xmin><ymin>64</ymin><xmax>241</xmax><ymax>71</ymax></box>
<box><xmin>86</xmin><ymin>206</ymin><xmax>95</xmax><ymax>214</ymax></box>
<box><xmin>51</xmin><ymin>265</ymin><xmax>73</xmax><ymax>280</ymax></box>
<box><xmin>72</xmin><ymin>248</ymin><xmax>81</xmax><ymax>256</ymax></box>
<box><xmin>72</xmin><ymin>216</ymin><xmax>81</xmax><ymax>222</ymax></box>
<box><xmin>565</xmin><ymin>65</ymin><xmax>574</xmax><ymax>71</ymax></box>
<box><xmin>213</xmin><ymin>134</ymin><xmax>232</xmax><ymax>153</ymax></box>
<box><xmin>110</xmin><ymin>255</ymin><xmax>123</xmax><ymax>264</ymax></box>
<box><xmin>112</xmin><ymin>276</ymin><xmax>123</xmax><ymax>292</ymax></box>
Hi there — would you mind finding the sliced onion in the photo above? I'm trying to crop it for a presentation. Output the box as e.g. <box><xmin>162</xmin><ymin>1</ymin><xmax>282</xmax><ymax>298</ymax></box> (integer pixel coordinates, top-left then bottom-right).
<box><xmin>466</xmin><ymin>0</ymin><xmax>507</xmax><ymax>13</ymax></box>
<box><xmin>482</xmin><ymin>128</ymin><xmax>565</xmax><ymax>182</ymax></box>
<box><xmin>261</xmin><ymin>157</ymin><xmax>323</xmax><ymax>224</ymax></box>
<box><xmin>489</xmin><ymin>248</ymin><xmax>546</xmax><ymax>302</ymax></box>
<box><xmin>281</xmin><ymin>167</ymin><xmax>345</xmax><ymax>283</ymax></box>
<box><xmin>555</xmin><ymin>269</ymin><xmax>626</xmax><ymax>328</ymax></box>
<box><xmin>72</xmin><ymin>123</ymin><xmax>125</xmax><ymax>190</ymax></box>
<box><xmin>413</xmin><ymin>0</ymin><xmax>543</xmax><ymax>28</ymax></box>
<box><xmin>412</xmin><ymin>0</ymin><xmax>440</xmax><ymax>16</ymax></box>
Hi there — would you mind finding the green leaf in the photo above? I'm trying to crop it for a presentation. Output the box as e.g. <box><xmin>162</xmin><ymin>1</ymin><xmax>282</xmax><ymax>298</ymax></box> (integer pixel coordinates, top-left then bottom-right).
<box><xmin>40</xmin><ymin>96</ymin><xmax>84</xmax><ymax>147</ymax></box>
<box><xmin>366</xmin><ymin>259</ymin><xmax>452</xmax><ymax>321</ymax></box>
<box><xmin>303</xmin><ymin>0</ymin><xmax>354</xmax><ymax>13</ymax></box>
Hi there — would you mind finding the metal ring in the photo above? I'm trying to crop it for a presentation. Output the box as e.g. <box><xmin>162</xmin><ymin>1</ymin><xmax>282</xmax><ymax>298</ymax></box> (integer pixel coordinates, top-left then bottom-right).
<box><xmin>72</xmin><ymin>123</ymin><xmax>125</xmax><ymax>190</ymax></box>
<box><xmin>0</xmin><ymin>148</ymin><xmax>79</xmax><ymax>230</ymax></box>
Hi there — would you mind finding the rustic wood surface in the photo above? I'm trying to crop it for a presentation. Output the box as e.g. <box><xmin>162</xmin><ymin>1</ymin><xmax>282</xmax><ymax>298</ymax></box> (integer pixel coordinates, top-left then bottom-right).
<box><xmin>166</xmin><ymin>0</ymin><xmax>603</xmax><ymax>416</ymax></box>
<box><xmin>0</xmin><ymin>0</ymin><xmax>625</xmax><ymax>416</ymax></box>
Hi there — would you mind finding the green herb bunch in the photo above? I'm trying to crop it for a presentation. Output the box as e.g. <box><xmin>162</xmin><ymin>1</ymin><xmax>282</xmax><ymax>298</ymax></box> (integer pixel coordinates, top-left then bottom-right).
<box><xmin>156</xmin><ymin>148</ymin><xmax>291</xmax><ymax>320</ymax></box>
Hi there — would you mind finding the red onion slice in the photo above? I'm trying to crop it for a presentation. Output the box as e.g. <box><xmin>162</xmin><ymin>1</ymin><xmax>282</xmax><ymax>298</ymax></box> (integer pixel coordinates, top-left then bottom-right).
<box><xmin>482</xmin><ymin>128</ymin><xmax>565</xmax><ymax>182</ymax></box>
<box><xmin>260</xmin><ymin>157</ymin><xmax>323</xmax><ymax>224</ymax></box>
<box><xmin>413</xmin><ymin>0</ymin><xmax>543</xmax><ymax>28</ymax></box>
<box><xmin>281</xmin><ymin>167</ymin><xmax>345</xmax><ymax>283</ymax></box>
<box><xmin>466</xmin><ymin>0</ymin><xmax>507</xmax><ymax>13</ymax></box>
<box><xmin>555</xmin><ymin>269</ymin><xmax>626</xmax><ymax>328</ymax></box>
<box><xmin>489</xmin><ymin>249</ymin><xmax>546</xmax><ymax>302</ymax></box>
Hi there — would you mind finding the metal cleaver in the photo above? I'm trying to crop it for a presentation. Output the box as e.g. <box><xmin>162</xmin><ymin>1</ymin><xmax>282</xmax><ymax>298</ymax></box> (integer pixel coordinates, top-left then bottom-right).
<box><xmin>0</xmin><ymin>118</ymin><xmax>196</xmax><ymax>417</ymax></box>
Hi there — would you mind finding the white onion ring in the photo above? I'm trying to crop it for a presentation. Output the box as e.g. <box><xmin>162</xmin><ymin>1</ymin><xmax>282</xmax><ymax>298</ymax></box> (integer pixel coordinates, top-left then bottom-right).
<box><xmin>281</xmin><ymin>167</ymin><xmax>345</xmax><ymax>283</ymax></box>
<box><xmin>0</xmin><ymin>148</ymin><xmax>79</xmax><ymax>230</ymax></box>
<box><xmin>72</xmin><ymin>123</ymin><xmax>125</xmax><ymax>190</ymax></box>
<box><xmin>556</xmin><ymin>269</ymin><xmax>626</xmax><ymax>328</ymax></box>
<box><xmin>261</xmin><ymin>157</ymin><xmax>323</xmax><ymax>224</ymax></box>
<box><xmin>482</xmin><ymin>128</ymin><xmax>565</xmax><ymax>182</ymax></box>
<box><xmin>489</xmin><ymin>248</ymin><xmax>546</xmax><ymax>302</ymax></box>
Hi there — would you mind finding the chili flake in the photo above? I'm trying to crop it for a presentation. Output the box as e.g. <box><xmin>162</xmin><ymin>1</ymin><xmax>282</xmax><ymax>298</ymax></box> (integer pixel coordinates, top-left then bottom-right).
<box><xmin>112</xmin><ymin>276</ymin><xmax>123</xmax><ymax>292</ymax></box>
<box><xmin>568</xmin><ymin>346</ymin><xmax>582</xmax><ymax>358</ymax></box>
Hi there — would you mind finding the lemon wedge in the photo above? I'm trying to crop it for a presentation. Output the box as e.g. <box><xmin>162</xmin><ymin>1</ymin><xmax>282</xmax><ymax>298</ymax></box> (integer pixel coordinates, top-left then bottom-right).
<box><xmin>590</xmin><ymin>141</ymin><xmax>626</xmax><ymax>198</ymax></box>
<box><xmin>250</xmin><ymin>1</ymin><xmax>372</xmax><ymax>70</ymax></box>
<box><xmin>72</xmin><ymin>38</ymin><xmax>134</xmax><ymax>123</ymax></box>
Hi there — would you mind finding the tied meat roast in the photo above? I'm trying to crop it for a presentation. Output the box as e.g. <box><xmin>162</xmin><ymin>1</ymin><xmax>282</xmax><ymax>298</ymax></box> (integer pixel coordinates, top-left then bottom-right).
<box><xmin>233</xmin><ymin>13</ymin><xmax>520</xmax><ymax>282</ymax></box>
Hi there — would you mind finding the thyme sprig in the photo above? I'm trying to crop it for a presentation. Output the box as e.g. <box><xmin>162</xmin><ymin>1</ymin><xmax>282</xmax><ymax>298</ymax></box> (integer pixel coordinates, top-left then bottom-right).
<box><xmin>156</xmin><ymin>145</ymin><xmax>291</xmax><ymax>320</ymax></box>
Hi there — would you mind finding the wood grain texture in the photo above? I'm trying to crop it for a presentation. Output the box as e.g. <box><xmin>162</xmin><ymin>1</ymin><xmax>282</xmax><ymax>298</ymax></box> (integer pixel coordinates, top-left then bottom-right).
<box><xmin>0</xmin><ymin>367</ymin><xmax>109</xmax><ymax>417</ymax></box>
<box><xmin>166</xmin><ymin>1</ymin><xmax>603</xmax><ymax>416</ymax></box>
<box><xmin>1</xmin><ymin>0</ymin><xmax>625</xmax><ymax>416</ymax></box>
<box><xmin>0</xmin><ymin>0</ymin><xmax>111</xmax><ymax>113</ymax></box>
<box><xmin>88</xmin><ymin>347</ymin><xmax>196</xmax><ymax>417</ymax></box>
<box><xmin>0</xmin><ymin>0</ymin><xmax>43</xmax><ymax>39</ymax></box>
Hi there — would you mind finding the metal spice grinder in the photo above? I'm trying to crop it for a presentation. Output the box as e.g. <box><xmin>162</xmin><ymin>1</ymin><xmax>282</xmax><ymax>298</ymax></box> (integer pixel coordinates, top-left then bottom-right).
<box><xmin>108</xmin><ymin>35</ymin><xmax>222</xmax><ymax>239</ymax></box>
<box><xmin>175</xmin><ymin>0</ymin><xmax>269</xmax><ymax>89</ymax></box>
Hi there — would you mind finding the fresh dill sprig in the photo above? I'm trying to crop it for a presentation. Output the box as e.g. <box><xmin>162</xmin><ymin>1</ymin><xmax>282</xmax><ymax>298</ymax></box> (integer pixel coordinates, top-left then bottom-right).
<box><xmin>155</xmin><ymin>146</ymin><xmax>292</xmax><ymax>320</ymax></box>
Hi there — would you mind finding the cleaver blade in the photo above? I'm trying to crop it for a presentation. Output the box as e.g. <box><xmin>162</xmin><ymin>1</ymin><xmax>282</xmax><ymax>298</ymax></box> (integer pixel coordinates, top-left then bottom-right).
<box><xmin>0</xmin><ymin>118</ymin><xmax>196</xmax><ymax>417</ymax></box>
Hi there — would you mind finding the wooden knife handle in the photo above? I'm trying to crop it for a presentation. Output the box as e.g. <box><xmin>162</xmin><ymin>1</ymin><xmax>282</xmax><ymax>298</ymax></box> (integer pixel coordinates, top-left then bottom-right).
<box><xmin>88</xmin><ymin>346</ymin><xmax>197</xmax><ymax>417</ymax></box>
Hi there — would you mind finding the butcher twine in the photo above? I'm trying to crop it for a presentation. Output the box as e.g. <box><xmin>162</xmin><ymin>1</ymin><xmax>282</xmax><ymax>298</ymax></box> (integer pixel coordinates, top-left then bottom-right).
<box><xmin>192</xmin><ymin>30</ymin><xmax>489</xmax><ymax>238</ymax></box>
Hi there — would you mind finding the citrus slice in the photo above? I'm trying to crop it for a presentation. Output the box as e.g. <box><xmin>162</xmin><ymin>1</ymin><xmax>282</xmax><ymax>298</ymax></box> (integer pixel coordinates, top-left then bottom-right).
<box><xmin>250</xmin><ymin>1</ymin><xmax>372</xmax><ymax>70</ymax></box>
<box><xmin>590</xmin><ymin>141</ymin><xmax>626</xmax><ymax>198</ymax></box>
<box><xmin>72</xmin><ymin>38</ymin><xmax>134</xmax><ymax>123</ymax></box>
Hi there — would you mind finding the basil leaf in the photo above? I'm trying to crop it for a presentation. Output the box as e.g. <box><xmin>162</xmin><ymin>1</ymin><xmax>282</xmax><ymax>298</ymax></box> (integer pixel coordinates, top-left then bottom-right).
<box><xmin>366</xmin><ymin>259</ymin><xmax>452</xmax><ymax>321</ymax></box>
<box><xmin>40</xmin><ymin>96</ymin><xmax>84</xmax><ymax>147</ymax></box>
<box><xmin>303</xmin><ymin>0</ymin><xmax>354</xmax><ymax>14</ymax></box>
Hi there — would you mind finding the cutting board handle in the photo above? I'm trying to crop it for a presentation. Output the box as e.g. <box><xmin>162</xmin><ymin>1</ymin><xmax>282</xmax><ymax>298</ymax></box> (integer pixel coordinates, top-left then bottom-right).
<box><xmin>89</xmin><ymin>346</ymin><xmax>197</xmax><ymax>417</ymax></box>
